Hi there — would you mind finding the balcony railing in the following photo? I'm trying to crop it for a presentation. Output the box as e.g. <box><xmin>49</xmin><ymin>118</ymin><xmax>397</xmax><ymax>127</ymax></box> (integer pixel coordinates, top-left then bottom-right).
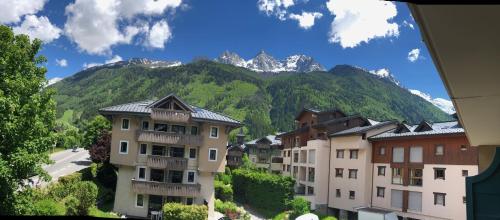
<box><xmin>151</xmin><ymin>108</ymin><xmax>191</xmax><ymax>123</ymax></box>
<box><xmin>147</xmin><ymin>155</ymin><xmax>187</xmax><ymax>170</ymax></box>
<box><xmin>271</xmin><ymin>157</ymin><xmax>283</xmax><ymax>163</ymax></box>
<box><xmin>137</xmin><ymin>130</ymin><xmax>202</xmax><ymax>146</ymax></box>
<box><xmin>131</xmin><ymin>179</ymin><xmax>201</xmax><ymax>197</ymax></box>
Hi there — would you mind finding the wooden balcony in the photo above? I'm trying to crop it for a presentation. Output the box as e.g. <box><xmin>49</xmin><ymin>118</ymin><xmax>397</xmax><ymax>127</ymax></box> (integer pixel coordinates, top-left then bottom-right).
<box><xmin>151</xmin><ymin>108</ymin><xmax>191</xmax><ymax>123</ymax></box>
<box><xmin>137</xmin><ymin>130</ymin><xmax>202</xmax><ymax>146</ymax></box>
<box><xmin>131</xmin><ymin>179</ymin><xmax>201</xmax><ymax>197</ymax></box>
<box><xmin>147</xmin><ymin>155</ymin><xmax>187</xmax><ymax>170</ymax></box>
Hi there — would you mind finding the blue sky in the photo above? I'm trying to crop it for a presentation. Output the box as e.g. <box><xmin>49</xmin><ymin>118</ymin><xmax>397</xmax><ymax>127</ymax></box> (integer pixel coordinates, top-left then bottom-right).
<box><xmin>0</xmin><ymin>0</ymin><xmax>452</xmax><ymax>108</ymax></box>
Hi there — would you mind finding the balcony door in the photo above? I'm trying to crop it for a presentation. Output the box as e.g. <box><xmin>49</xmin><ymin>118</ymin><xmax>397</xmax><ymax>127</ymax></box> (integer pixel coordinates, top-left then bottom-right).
<box><xmin>152</xmin><ymin>145</ymin><xmax>167</xmax><ymax>156</ymax></box>
<box><xmin>150</xmin><ymin>169</ymin><xmax>165</xmax><ymax>182</ymax></box>
<box><xmin>148</xmin><ymin>195</ymin><xmax>163</xmax><ymax>214</ymax></box>
<box><xmin>167</xmin><ymin>170</ymin><xmax>183</xmax><ymax>183</ymax></box>
<box><xmin>169</xmin><ymin>146</ymin><xmax>185</xmax><ymax>158</ymax></box>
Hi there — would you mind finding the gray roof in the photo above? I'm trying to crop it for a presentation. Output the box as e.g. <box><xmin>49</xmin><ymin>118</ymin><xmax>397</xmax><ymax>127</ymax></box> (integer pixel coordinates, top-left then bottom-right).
<box><xmin>245</xmin><ymin>135</ymin><xmax>282</xmax><ymax>146</ymax></box>
<box><xmin>99</xmin><ymin>100</ymin><xmax>241</xmax><ymax>125</ymax></box>
<box><xmin>329</xmin><ymin>121</ymin><xmax>397</xmax><ymax>137</ymax></box>
<box><xmin>369</xmin><ymin>121</ymin><xmax>464</xmax><ymax>140</ymax></box>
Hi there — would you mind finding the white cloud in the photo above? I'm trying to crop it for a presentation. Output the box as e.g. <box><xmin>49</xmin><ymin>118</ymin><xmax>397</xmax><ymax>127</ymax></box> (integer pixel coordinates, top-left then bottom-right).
<box><xmin>64</xmin><ymin>0</ymin><xmax>182</xmax><ymax>55</ymax></box>
<box><xmin>82</xmin><ymin>55</ymin><xmax>123</xmax><ymax>69</ymax></box>
<box><xmin>12</xmin><ymin>15</ymin><xmax>61</xmax><ymax>43</ymax></box>
<box><xmin>409</xmin><ymin>89</ymin><xmax>455</xmax><ymax>114</ymax></box>
<box><xmin>46</xmin><ymin>77</ymin><xmax>63</xmax><ymax>86</ymax></box>
<box><xmin>369</xmin><ymin>68</ymin><xmax>401</xmax><ymax>86</ymax></box>
<box><xmin>56</xmin><ymin>59</ymin><xmax>68</xmax><ymax>67</ymax></box>
<box><xmin>403</xmin><ymin>20</ymin><xmax>414</xmax><ymax>29</ymax></box>
<box><xmin>82</xmin><ymin>62</ymin><xmax>102</xmax><ymax>69</ymax></box>
<box><xmin>145</xmin><ymin>20</ymin><xmax>172</xmax><ymax>49</ymax></box>
<box><xmin>257</xmin><ymin>0</ymin><xmax>295</xmax><ymax>20</ymax></box>
<box><xmin>289</xmin><ymin>12</ymin><xmax>323</xmax><ymax>30</ymax></box>
<box><xmin>0</xmin><ymin>0</ymin><xmax>46</xmax><ymax>24</ymax></box>
<box><xmin>408</xmin><ymin>48</ymin><xmax>420</xmax><ymax>62</ymax></box>
<box><xmin>326</xmin><ymin>0</ymin><xmax>399</xmax><ymax>48</ymax></box>
<box><xmin>105</xmin><ymin>55</ymin><xmax>123</xmax><ymax>64</ymax></box>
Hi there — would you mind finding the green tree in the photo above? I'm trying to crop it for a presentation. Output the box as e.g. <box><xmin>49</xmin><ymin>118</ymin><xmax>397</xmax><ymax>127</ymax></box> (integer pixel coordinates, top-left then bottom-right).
<box><xmin>288</xmin><ymin>197</ymin><xmax>310</xmax><ymax>220</ymax></box>
<box><xmin>54</xmin><ymin>122</ymin><xmax>82</xmax><ymax>149</ymax></box>
<box><xmin>241</xmin><ymin>153</ymin><xmax>255</xmax><ymax>170</ymax></box>
<box><xmin>64</xmin><ymin>195</ymin><xmax>79</xmax><ymax>216</ymax></box>
<box><xmin>72</xmin><ymin>181</ymin><xmax>98</xmax><ymax>215</ymax></box>
<box><xmin>0</xmin><ymin>25</ymin><xmax>56</xmax><ymax>214</ymax></box>
<box><xmin>82</xmin><ymin>115</ymin><xmax>111</xmax><ymax>149</ymax></box>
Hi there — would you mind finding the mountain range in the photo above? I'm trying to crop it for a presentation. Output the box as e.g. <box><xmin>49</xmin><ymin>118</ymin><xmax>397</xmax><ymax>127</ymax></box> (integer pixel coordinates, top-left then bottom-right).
<box><xmin>50</xmin><ymin>58</ymin><xmax>451</xmax><ymax>139</ymax></box>
<box><xmin>215</xmin><ymin>50</ymin><xmax>325</xmax><ymax>73</ymax></box>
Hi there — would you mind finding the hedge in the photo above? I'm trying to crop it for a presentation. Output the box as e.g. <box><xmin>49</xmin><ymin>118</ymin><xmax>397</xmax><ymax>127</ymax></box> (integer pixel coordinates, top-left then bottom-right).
<box><xmin>288</xmin><ymin>198</ymin><xmax>310</xmax><ymax>220</ymax></box>
<box><xmin>214</xmin><ymin>180</ymin><xmax>233</xmax><ymax>202</ymax></box>
<box><xmin>232</xmin><ymin>169</ymin><xmax>294</xmax><ymax>217</ymax></box>
<box><xmin>31</xmin><ymin>198</ymin><xmax>66</xmax><ymax>216</ymax></box>
<box><xmin>163</xmin><ymin>203</ymin><xmax>207</xmax><ymax>220</ymax></box>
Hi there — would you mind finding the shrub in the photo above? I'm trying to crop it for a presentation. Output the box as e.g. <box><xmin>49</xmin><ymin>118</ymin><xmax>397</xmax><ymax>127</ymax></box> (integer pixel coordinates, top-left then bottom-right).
<box><xmin>72</xmin><ymin>181</ymin><xmax>98</xmax><ymax>215</ymax></box>
<box><xmin>322</xmin><ymin>217</ymin><xmax>338</xmax><ymax>220</ymax></box>
<box><xmin>214</xmin><ymin>199</ymin><xmax>238</xmax><ymax>213</ymax></box>
<box><xmin>96</xmin><ymin>163</ymin><xmax>117</xmax><ymax>189</ymax></box>
<box><xmin>32</xmin><ymin>199</ymin><xmax>66</xmax><ymax>216</ymax></box>
<box><xmin>288</xmin><ymin>198</ymin><xmax>310</xmax><ymax>220</ymax></box>
<box><xmin>232</xmin><ymin>169</ymin><xmax>294</xmax><ymax>217</ymax></box>
<box><xmin>163</xmin><ymin>203</ymin><xmax>207</xmax><ymax>220</ymax></box>
<box><xmin>14</xmin><ymin>188</ymin><xmax>46</xmax><ymax>215</ymax></box>
<box><xmin>64</xmin><ymin>195</ymin><xmax>79</xmax><ymax>216</ymax></box>
<box><xmin>214</xmin><ymin>180</ymin><xmax>233</xmax><ymax>202</ymax></box>
<box><xmin>58</xmin><ymin>172</ymin><xmax>82</xmax><ymax>185</ymax></box>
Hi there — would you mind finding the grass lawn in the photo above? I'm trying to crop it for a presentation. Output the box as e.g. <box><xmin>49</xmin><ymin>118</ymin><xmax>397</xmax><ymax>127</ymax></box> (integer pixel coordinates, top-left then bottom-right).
<box><xmin>89</xmin><ymin>206</ymin><xmax>119</xmax><ymax>218</ymax></box>
<box><xmin>60</xmin><ymin>109</ymin><xmax>74</xmax><ymax>124</ymax></box>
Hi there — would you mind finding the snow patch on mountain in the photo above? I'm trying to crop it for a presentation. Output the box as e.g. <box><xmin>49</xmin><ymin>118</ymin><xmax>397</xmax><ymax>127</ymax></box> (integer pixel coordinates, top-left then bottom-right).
<box><xmin>409</xmin><ymin>89</ymin><xmax>455</xmax><ymax>114</ymax></box>
<box><xmin>46</xmin><ymin>77</ymin><xmax>63</xmax><ymax>87</ymax></box>
<box><xmin>369</xmin><ymin>68</ymin><xmax>401</xmax><ymax>86</ymax></box>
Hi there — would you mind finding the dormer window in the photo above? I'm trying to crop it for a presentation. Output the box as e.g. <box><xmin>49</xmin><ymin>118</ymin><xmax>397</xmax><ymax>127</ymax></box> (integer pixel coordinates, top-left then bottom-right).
<box><xmin>415</xmin><ymin>121</ymin><xmax>433</xmax><ymax>132</ymax></box>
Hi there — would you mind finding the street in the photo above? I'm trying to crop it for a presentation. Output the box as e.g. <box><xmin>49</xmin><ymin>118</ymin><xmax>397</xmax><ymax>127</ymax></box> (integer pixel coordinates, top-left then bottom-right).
<box><xmin>29</xmin><ymin>148</ymin><xmax>91</xmax><ymax>187</ymax></box>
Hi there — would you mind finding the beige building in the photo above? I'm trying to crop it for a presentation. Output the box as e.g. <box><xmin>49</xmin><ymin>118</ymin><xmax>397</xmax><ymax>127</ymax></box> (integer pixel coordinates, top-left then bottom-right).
<box><xmin>327</xmin><ymin>121</ymin><xmax>397</xmax><ymax>219</ymax></box>
<box><xmin>99</xmin><ymin>94</ymin><xmax>241</xmax><ymax>218</ymax></box>
<box><xmin>244</xmin><ymin>135</ymin><xmax>283</xmax><ymax>174</ymax></box>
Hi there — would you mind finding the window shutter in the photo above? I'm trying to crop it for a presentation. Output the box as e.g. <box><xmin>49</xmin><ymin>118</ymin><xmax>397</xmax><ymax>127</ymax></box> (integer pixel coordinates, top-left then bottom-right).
<box><xmin>410</xmin><ymin>147</ymin><xmax>423</xmax><ymax>163</ymax></box>
<box><xmin>393</xmin><ymin>147</ymin><xmax>404</xmax><ymax>163</ymax></box>
<box><xmin>391</xmin><ymin>190</ymin><xmax>403</xmax><ymax>209</ymax></box>
<box><xmin>408</xmin><ymin>191</ymin><xmax>422</xmax><ymax>211</ymax></box>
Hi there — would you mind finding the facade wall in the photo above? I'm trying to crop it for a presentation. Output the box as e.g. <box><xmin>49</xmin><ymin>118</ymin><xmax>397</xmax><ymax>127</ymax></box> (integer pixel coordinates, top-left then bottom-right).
<box><xmin>198</xmin><ymin>123</ymin><xmax>228</xmax><ymax>173</ymax></box>
<box><xmin>110</xmin><ymin>115</ymin><xmax>141</xmax><ymax>166</ymax></box>
<box><xmin>113</xmin><ymin>165</ymin><xmax>149</xmax><ymax>217</ymax></box>
<box><xmin>372</xmin><ymin>163</ymin><xmax>477</xmax><ymax>220</ymax></box>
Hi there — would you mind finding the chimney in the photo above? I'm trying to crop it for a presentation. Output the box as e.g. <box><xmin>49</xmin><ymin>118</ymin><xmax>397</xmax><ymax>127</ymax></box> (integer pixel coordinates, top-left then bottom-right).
<box><xmin>236</xmin><ymin>127</ymin><xmax>245</xmax><ymax>146</ymax></box>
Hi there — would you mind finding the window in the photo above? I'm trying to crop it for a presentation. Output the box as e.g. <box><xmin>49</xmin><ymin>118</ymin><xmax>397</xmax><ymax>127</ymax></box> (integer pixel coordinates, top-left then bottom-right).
<box><xmin>187</xmin><ymin>171</ymin><xmax>196</xmax><ymax>183</ymax></box>
<box><xmin>462</xmin><ymin>170</ymin><xmax>468</xmax><ymax>177</ymax></box>
<box><xmin>376</xmin><ymin>187</ymin><xmax>385</xmax><ymax>198</ymax></box>
<box><xmin>460</xmin><ymin>145</ymin><xmax>468</xmax><ymax>151</ymax></box>
<box><xmin>308</xmin><ymin>150</ymin><xmax>315</xmax><ymax>164</ymax></box>
<box><xmin>307</xmin><ymin>186</ymin><xmax>314</xmax><ymax>195</ymax></box>
<box><xmin>408</xmin><ymin>192</ymin><xmax>422</xmax><ymax>212</ymax></box>
<box><xmin>172</xmin><ymin>125</ymin><xmax>186</xmax><ymax>134</ymax></box>
<box><xmin>208</xmin><ymin>148</ymin><xmax>217</xmax><ymax>161</ymax></box>
<box><xmin>308</xmin><ymin>167</ymin><xmax>315</xmax><ymax>182</ymax></box>
<box><xmin>392</xmin><ymin>168</ymin><xmax>403</xmax><ymax>185</ymax></box>
<box><xmin>434</xmin><ymin>168</ymin><xmax>446</xmax><ymax>180</ymax></box>
<box><xmin>409</xmin><ymin>168</ymin><xmax>423</xmax><ymax>186</ymax></box>
<box><xmin>392</xmin><ymin>147</ymin><xmax>404</xmax><ymax>163</ymax></box>
<box><xmin>152</xmin><ymin>145</ymin><xmax>166</xmax><ymax>156</ymax></box>
<box><xmin>336</xmin><ymin>189</ymin><xmax>341</xmax><ymax>198</ymax></box>
<box><xmin>391</xmin><ymin>190</ymin><xmax>403</xmax><ymax>209</ymax></box>
<box><xmin>287</xmin><ymin>165</ymin><xmax>290</xmax><ymax>172</ymax></box>
<box><xmin>410</xmin><ymin>146</ymin><xmax>423</xmax><ymax>163</ymax></box>
<box><xmin>379</xmin><ymin>146</ymin><xmax>386</xmax><ymax>155</ymax></box>
<box><xmin>191</xmin><ymin>126</ymin><xmax>198</xmax><ymax>135</ymax></box>
<box><xmin>136</xmin><ymin>194</ymin><xmax>144</xmax><ymax>207</ymax></box>
<box><xmin>349</xmin><ymin>191</ymin><xmax>355</xmax><ymax>199</ymax></box>
<box><xmin>336</xmin><ymin>149</ymin><xmax>344</xmax><ymax>158</ymax></box>
<box><xmin>189</xmin><ymin>148</ymin><xmax>197</xmax><ymax>159</ymax></box>
<box><xmin>435</xmin><ymin>144</ymin><xmax>444</xmax><ymax>155</ymax></box>
<box><xmin>377</xmin><ymin>166</ymin><xmax>386</xmax><ymax>176</ymax></box>
<box><xmin>350</xmin><ymin>149</ymin><xmax>358</xmax><ymax>159</ymax></box>
<box><xmin>434</xmin><ymin>193</ymin><xmax>446</xmax><ymax>206</ymax></box>
<box><xmin>186</xmin><ymin>198</ymin><xmax>194</xmax><ymax>205</ymax></box>
<box><xmin>139</xmin><ymin>144</ymin><xmax>147</xmax><ymax>155</ymax></box>
<box><xmin>348</xmin><ymin>169</ymin><xmax>358</xmax><ymax>179</ymax></box>
<box><xmin>283</xmin><ymin>165</ymin><xmax>286</xmax><ymax>171</ymax></box>
<box><xmin>295</xmin><ymin>137</ymin><xmax>300</xmax><ymax>147</ymax></box>
<box><xmin>119</xmin><ymin>141</ymin><xmax>128</xmax><ymax>154</ymax></box>
<box><xmin>335</xmin><ymin>168</ymin><xmax>343</xmax><ymax>177</ymax></box>
<box><xmin>142</xmin><ymin>121</ymin><xmax>149</xmax><ymax>130</ymax></box>
<box><xmin>154</xmin><ymin>123</ymin><xmax>168</xmax><ymax>132</ymax></box>
<box><xmin>293</xmin><ymin>166</ymin><xmax>298</xmax><ymax>178</ymax></box>
<box><xmin>210</xmin><ymin>126</ymin><xmax>219</xmax><ymax>138</ymax></box>
<box><xmin>287</xmin><ymin>150</ymin><xmax>291</xmax><ymax>157</ymax></box>
<box><xmin>138</xmin><ymin>167</ymin><xmax>146</xmax><ymax>180</ymax></box>
<box><xmin>293</xmin><ymin>151</ymin><xmax>299</xmax><ymax>163</ymax></box>
<box><xmin>122</xmin><ymin>118</ymin><xmax>130</xmax><ymax>130</ymax></box>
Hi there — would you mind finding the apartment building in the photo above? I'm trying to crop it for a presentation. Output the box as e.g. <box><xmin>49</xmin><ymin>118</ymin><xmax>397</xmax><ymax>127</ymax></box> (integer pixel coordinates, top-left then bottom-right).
<box><xmin>99</xmin><ymin>94</ymin><xmax>241</xmax><ymax>218</ymax></box>
<box><xmin>226</xmin><ymin>129</ymin><xmax>246</xmax><ymax>169</ymax></box>
<box><xmin>368</xmin><ymin>121</ymin><xmax>478</xmax><ymax>220</ymax></box>
<box><xmin>244</xmin><ymin>134</ymin><xmax>283</xmax><ymax>174</ymax></box>
<box><xmin>278</xmin><ymin>108</ymin><xmax>370</xmax><ymax>211</ymax></box>
<box><xmin>328</xmin><ymin>121</ymin><xmax>397</xmax><ymax>219</ymax></box>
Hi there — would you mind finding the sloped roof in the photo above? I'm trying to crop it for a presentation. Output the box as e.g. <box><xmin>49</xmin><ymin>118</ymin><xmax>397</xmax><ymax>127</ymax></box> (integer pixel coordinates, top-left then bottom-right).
<box><xmin>245</xmin><ymin>135</ymin><xmax>282</xmax><ymax>146</ymax></box>
<box><xmin>99</xmin><ymin>99</ymin><xmax>241</xmax><ymax>125</ymax></box>
<box><xmin>329</xmin><ymin>121</ymin><xmax>397</xmax><ymax>137</ymax></box>
<box><xmin>369</xmin><ymin>121</ymin><xmax>464</xmax><ymax>140</ymax></box>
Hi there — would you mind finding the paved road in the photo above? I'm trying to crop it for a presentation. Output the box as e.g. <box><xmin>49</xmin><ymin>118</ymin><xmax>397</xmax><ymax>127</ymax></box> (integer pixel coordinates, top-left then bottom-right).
<box><xmin>29</xmin><ymin>148</ymin><xmax>91</xmax><ymax>187</ymax></box>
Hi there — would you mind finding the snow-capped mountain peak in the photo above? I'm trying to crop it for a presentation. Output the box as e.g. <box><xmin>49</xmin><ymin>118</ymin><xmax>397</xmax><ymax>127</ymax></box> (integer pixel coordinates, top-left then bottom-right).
<box><xmin>369</xmin><ymin>68</ymin><xmax>401</xmax><ymax>86</ymax></box>
<box><xmin>214</xmin><ymin>50</ymin><xmax>325</xmax><ymax>73</ymax></box>
<box><xmin>409</xmin><ymin>89</ymin><xmax>456</xmax><ymax>114</ymax></box>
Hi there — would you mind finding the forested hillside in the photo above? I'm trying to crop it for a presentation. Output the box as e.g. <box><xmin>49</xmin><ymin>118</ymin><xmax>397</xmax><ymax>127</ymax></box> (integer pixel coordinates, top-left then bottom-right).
<box><xmin>51</xmin><ymin>61</ymin><xmax>451</xmax><ymax>139</ymax></box>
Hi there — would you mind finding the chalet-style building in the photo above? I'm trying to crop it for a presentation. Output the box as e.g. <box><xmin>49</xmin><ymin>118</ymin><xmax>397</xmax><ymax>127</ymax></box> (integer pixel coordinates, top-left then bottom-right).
<box><xmin>99</xmin><ymin>94</ymin><xmax>241</xmax><ymax>218</ymax></box>
<box><xmin>226</xmin><ymin>129</ymin><xmax>246</xmax><ymax>169</ymax></box>
<box><xmin>368</xmin><ymin>120</ymin><xmax>478</xmax><ymax>220</ymax></box>
<box><xmin>278</xmin><ymin>108</ymin><xmax>371</xmax><ymax>211</ymax></box>
<box><xmin>244</xmin><ymin>134</ymin><xmax>283</xmax><ymax>174</ymax></box>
